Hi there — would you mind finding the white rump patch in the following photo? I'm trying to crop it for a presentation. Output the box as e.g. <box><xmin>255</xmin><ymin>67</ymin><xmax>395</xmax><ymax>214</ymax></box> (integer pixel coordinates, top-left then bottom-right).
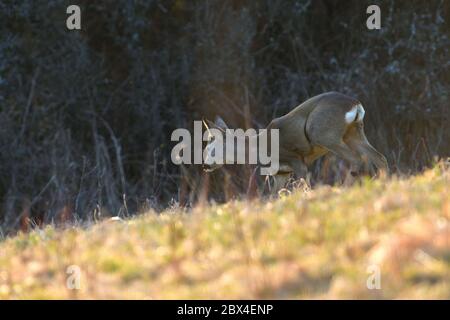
<box><xmin>345</xmin><ymin>106</ymin><xmax>358</xmax><ymax>124</ymax></box>
<box><xmin>345</xmin><ymin>103</ymin><xmax>365</xmax><ymax>124</ymax></box>
<box><xmin>356</xmin><ymin>103</ymin><xmax>365</xmax><ymax>121</ymax></box>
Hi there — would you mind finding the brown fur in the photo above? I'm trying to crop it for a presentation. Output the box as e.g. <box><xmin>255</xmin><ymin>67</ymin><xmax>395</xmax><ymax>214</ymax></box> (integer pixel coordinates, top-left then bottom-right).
<box><xmin>268</xmin><ymin>92</ymin><xmax>388</xmax><ymax>183</ymax></box>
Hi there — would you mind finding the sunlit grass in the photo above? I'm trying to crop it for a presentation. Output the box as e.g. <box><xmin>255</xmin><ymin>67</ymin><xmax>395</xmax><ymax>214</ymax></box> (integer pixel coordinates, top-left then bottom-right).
<box><xmin>0</xmin><ymin>163</ymin><xmax>448</xmax><ymax>299</ymax></box>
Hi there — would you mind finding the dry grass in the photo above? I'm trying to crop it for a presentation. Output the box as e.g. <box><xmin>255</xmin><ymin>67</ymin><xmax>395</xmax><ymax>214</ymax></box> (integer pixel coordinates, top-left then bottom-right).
<box><xmin>0</xmin><ymin>163</ymin><xmax>448</xmax><ymax>299</ymax></box>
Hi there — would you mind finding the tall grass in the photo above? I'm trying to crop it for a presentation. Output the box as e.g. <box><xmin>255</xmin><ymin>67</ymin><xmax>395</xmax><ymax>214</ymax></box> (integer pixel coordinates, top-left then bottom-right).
<box><xmin>0</xmin><ymin>163</ymin><xmax>448</xmax><ymax>299</ymax></box>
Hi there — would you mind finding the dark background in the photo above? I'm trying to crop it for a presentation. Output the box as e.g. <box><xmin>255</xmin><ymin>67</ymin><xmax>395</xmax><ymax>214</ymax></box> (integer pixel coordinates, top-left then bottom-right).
<box><xmin>0</xmin><ymin>0</ymin><xmax>449</xmax><ymax>233</ymax></box>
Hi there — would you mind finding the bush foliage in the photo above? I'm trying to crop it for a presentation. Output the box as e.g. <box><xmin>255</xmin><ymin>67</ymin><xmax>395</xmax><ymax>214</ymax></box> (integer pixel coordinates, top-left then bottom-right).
<box><xmin>0</xmin><ymin>0</ymin><xmax>449</xmax><ymax>231</ymax></box>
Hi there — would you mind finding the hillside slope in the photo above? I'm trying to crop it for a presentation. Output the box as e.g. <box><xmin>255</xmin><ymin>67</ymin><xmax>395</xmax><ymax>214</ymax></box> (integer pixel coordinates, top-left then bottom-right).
<box><xmin>0</xmin><ymin>164</ymin><xmax>449</xmax><ymax>299</ymax></box>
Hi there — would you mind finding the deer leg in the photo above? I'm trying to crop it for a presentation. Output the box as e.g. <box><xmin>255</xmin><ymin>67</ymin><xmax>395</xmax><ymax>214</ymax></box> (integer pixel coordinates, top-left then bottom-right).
<box><xmin>266</xmin><ymin>173</ymin><xmax>291</xmax><ymax>196</ymax></box>
<box><xmin>318</xmin><ymin>141</ymin><xmax>363</xmax><ymax>183</ymax></box>
<box><xmin>344</xmin><ymin>126</ymin><xmax>389</xmax><ymax>175</ymax></box>
<box><xmin>274</xmin><ymin>174</ymin><xmax>291</xmax><ymax>195</ymax></box>
<box><xmin>320</xmin><ymin>141</ymin><xmax>362</xmax><ymax>167</ymax></box>
<box><xmin>290</xmin><ymin>160</ymin><xmax>308</xmax><ymax>179</ymax></box>
<box><xmin>360</xmin><ymin>142</ymin><xmax>389</xmax><ymax>175</ymax></box>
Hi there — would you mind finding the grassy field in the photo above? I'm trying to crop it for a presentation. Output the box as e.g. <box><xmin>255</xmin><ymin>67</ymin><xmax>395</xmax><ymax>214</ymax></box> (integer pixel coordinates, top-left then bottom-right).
<box><xmin>0</xmin><ymin>163</ymin><xmax>449</xmax><ymax>299</ymax></box>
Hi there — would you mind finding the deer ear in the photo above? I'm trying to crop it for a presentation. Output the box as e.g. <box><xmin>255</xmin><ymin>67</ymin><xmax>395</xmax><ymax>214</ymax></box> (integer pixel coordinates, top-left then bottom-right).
<box><xmin>203</xmin><ymin>118</ymin><xmax>215</xmax><ymax>131</ymax></box>
<box><xmin>215</xmin><ymin>116</ymin><xmax>228</xmax><ymax>130</ymax></box>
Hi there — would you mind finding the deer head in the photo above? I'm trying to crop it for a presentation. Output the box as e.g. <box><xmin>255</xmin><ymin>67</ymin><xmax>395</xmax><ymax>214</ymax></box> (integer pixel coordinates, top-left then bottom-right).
<box><xmin>203</xmin><ymin>116</ymin><xmax>228</xmax><ymax>172</ymax></box>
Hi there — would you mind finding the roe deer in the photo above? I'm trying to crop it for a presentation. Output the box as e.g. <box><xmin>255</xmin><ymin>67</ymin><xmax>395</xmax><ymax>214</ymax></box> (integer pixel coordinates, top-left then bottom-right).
<box><xmin>203</xmin><ymin>91</ymin><xmax>389</xmax><ymax>193</ymax></box>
